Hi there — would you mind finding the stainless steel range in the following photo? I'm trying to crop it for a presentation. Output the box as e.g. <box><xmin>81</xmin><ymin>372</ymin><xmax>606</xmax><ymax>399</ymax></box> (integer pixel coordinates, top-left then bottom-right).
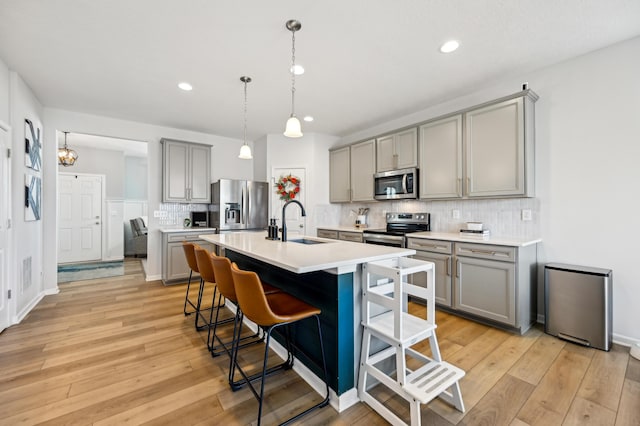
<box><xmin>362</xmin><ymin>212</ymin><xmax>430</xmax><ymax>248</ymax></box>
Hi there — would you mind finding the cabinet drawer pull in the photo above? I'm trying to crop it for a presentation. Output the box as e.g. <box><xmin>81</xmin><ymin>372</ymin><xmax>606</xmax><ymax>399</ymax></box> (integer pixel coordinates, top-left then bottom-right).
<box><xmin>446</xmin><ymin>256</ymin><xmax>451</xmax><ymax>277</ymax></box>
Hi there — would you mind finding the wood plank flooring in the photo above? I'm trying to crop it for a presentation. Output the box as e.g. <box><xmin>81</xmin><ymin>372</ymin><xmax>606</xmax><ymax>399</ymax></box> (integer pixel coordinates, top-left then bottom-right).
<box><xmin>0</xmin><ymin>259</ymin><xmax>638</xmax><ymax>425</ymax></box>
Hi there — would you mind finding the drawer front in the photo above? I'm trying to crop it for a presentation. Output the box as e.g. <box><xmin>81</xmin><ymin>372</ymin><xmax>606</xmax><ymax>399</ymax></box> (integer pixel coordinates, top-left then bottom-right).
<box><xmin>167</xmin><ymin>232</ymin><xmax>215</xmax><ymax>243</ymax></box>
<box><xmin>407</xmin><ymin>238</ymin><xmax>452</xmax><ymax>254</ymax></box>
<box><xmin>455</xmin><ymin>242</ymin><xmax>516</xmax><ymax>262</ymax></box>
<box><xmin>339</xmin><ymin>231</ymin><xmax>363</xmax><ymax>243</ymax></box>
<box><xmin>317</xmin><ymin>229</ymin><xmax>339</xmax><ymax>240</ymax></box>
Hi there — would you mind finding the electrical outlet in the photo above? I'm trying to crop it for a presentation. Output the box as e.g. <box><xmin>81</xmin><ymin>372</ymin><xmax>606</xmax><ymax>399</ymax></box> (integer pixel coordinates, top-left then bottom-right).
<box><xmin>521</xmin><ymin>209</ymin><xmax>532</xmax><ymax>221</ymax></box>
<box><xmin>452</xmin><ymin>209</ymin><xmax>460</xmax><ymax>219</ymax></box>
<box><xmin>153</xmin><ymin>210</ymin><xmax>167</xmax><ymax>218</ymax></box>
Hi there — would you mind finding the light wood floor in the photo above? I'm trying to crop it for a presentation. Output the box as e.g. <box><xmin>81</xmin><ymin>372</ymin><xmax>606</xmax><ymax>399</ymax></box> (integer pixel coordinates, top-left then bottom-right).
<box><xmin>1</xmin><ymin>260</ymin><xmax>638</xmax><ymax>425</ymax></box>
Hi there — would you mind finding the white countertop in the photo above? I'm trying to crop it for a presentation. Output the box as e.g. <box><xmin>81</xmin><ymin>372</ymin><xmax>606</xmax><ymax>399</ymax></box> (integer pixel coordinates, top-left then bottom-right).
<box><xmin>199</xmin><ymin>231</ymin><xmax>415</xmax><ymax>274</ymax></box>
<box><xmin>407</xmin><ymin>231</ymin><xmax>541</xmax><ymax>247</ymax></box>
<box><xmin>159</xmin><ymin>227</ymin><xmax>217</xmax><ymax>234</ymax></box>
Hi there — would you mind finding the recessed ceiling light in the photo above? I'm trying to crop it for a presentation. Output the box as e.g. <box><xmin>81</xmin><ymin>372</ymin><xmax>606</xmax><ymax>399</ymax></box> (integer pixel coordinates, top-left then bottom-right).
<box><xmin>178</xmin><ymin>82</ymin><xmax>193</xmax><ymax>91</ymax></box>
<box><xmin>439</xmin><ymin>40</ymin><xmax>460</xmax><ymax>53</ymax></box>
<box><xmin>303</xmin><ymin>116</ymin><xmax>314</xmax><ymax>122</ymax></box>
<box><xmin>290</xmin><ymin>64</ymin><xmax>305</xmax><ymax>75</ymax></box>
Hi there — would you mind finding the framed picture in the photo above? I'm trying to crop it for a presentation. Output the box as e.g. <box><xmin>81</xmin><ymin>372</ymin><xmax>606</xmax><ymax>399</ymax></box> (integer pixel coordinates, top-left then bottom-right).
<box><xmin>25</xmin><ymin>118</ymin><xmax>42</xmax><ymax>171</ymax></box>
<box><xmin>25</xmin><ymin>173</ymin><xmax>41</xmax><ymax>221</ymax></box>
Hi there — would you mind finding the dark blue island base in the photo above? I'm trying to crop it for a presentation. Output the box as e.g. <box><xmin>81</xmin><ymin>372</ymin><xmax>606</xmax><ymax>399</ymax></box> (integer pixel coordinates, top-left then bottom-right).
<box><xmin>226</xmin><ymin>250</ymin><xmax>355</xmax><ymax>395</ymax></box>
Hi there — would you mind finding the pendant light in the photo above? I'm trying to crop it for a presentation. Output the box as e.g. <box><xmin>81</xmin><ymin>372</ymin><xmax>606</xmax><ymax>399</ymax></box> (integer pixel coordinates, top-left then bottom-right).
<box><xmin>57</xmin><ymin>131</ymin><xmax>78</xmax><ymax>166</ymax></box>
<box><xmin>283</xmin><ymin>19</ymin><xmax>303</xmax><ymax>138</ymax></box>
<box><xmin>238</xmin><ymin>76</ymin><xmax>253</xmax><ymax>159</ymax></box>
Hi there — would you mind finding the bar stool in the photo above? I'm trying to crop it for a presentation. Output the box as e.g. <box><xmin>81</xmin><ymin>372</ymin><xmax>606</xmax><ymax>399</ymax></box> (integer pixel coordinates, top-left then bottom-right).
<box><xmin>182</xmin><ymin>242</ymin><xmax>214</xmax><ymax>331</ymax></box>
<box><xmin>207</xmin><ymin>255</ymin><xmax>283</xmax><ymax>378</ymax></box>
<box><xmin>230</xmin><ymin>264</ymin><xmax>330</xmax><ymax>425</ymax></box>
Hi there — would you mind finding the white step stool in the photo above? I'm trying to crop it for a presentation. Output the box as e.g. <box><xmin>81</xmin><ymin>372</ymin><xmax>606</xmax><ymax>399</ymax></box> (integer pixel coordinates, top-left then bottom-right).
<box><xmin>359</xmin><ymin>257</ymin><xmax>465</xmax><ymax>426</ymax></box>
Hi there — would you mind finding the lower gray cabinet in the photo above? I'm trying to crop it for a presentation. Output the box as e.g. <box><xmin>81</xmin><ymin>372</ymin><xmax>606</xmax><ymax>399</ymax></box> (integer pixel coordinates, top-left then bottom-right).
<box><xmin>455</xmin><ymin>254</ymin><xmax>516</xmax><ymax>326</ymax></box>
<box><xmin>162</xmin><ymin>231</ymin><xmax>216</xmax><ymax>284</ymax></box>
<box><xmin>407</xmin><ymin>239</ymin><xmax>453</xmax><ymax>307</ymax></box>
<box><xmin>407</xmin><ymin>237</ymin><xmax>537</xmax><ymax>334</ymax></box>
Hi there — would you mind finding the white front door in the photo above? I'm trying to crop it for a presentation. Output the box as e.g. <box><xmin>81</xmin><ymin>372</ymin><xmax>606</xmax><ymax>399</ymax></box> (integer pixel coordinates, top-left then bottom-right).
<box><xmin>271</xmin><ymin>167</ymin><xmax>306</xmax><ymax>238</ymax></box>
<box><xmin>0</xmin><ymin>125</ymin><xmax>10</xmax><ymax>332</ymax></box>
<box><xmin>58</xmin><ymin>173</ymin><xmax>103</xmax><ymax>264</ymax></box>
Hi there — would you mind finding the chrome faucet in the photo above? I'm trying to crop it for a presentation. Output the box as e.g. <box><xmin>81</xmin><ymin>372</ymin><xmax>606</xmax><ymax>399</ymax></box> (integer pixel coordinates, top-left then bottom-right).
<box><xmin>281</xmin><ymin>200</ymin><xmax>306</xmax><ymax>242</ymax></box>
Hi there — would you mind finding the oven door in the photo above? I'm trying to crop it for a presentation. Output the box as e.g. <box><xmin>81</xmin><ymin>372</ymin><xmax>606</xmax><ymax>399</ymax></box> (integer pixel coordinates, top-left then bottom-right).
<box><xmin>363</xmin><ymin>233</ymin><xmax>405</xmax><ymax>248</ymax></box>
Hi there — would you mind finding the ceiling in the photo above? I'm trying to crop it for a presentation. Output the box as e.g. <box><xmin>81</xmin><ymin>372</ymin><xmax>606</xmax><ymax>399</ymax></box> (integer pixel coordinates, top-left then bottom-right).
<box><xmin>1</xmin><ymin>1</ymin><xmax>640</xmax><ymax>142</ymax></box>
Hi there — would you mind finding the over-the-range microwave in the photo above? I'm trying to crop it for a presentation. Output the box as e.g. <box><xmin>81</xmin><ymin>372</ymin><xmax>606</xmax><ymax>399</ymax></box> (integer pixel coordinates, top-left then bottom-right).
<box><xmin>373</xmin><ymin>168</ymin><xmax>418</xmax><ymax>200</ymax></box>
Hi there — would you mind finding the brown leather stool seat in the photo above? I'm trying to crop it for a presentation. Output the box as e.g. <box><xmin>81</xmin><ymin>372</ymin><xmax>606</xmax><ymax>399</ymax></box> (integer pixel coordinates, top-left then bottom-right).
<box><xmin>230</xmin><ymin>263</ymin><xmax>329</xmax><ymax>425</ymax></box>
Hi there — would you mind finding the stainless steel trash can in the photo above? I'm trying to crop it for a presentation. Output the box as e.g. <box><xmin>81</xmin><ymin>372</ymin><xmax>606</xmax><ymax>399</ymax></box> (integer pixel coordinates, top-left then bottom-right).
<box><xmin>544</xmin><ymin>263</ymin><xmax>612</xmax><ymax>351</ymax></box>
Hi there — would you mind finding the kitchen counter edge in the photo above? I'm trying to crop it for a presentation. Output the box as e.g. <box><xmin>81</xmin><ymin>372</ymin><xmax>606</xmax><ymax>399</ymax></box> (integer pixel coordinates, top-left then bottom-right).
<box><xmin>408</xmin><ymin>231</ymin><xmax>541</xmax><ymax>247</ymax></box>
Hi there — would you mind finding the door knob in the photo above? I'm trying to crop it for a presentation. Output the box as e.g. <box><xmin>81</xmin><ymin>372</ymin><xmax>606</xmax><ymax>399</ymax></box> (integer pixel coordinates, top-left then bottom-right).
<box><xmin>95</xmin><ymin>222</ymin><xmax>100</xmax><ymax>225</ymax></box>
<box><xmin>299</xmin><ymin>224</ymin><xmax>304</xmax><ymax>228</ymax></box>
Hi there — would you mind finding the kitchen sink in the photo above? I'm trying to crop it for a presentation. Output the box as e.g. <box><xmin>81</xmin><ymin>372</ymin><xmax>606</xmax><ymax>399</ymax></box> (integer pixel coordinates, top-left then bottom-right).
<box><xmin>289</xmin><ymin>238</ymin><xmax>328</xmax><ymax>245</ymax></box>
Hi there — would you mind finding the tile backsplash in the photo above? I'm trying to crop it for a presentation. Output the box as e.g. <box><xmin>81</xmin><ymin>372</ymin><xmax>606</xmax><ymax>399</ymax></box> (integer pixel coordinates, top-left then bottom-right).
<box><xmin>331</xmin><ymin>198</ymin><xmax>540</xmax><ymax>239</ymax></box>
<box><xmin>157</xmin><ymin>203</ymin><xmax>209</xmax><ymax>227</ymax></box>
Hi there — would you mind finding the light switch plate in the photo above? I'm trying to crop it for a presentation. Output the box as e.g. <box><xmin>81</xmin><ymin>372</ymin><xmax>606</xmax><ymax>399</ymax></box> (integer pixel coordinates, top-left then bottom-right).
<box><xmin>452</xmin><ymin>209</ymin><xmax>460</xmax><ymax>219</ymax></box>
<box><xmin>521</xmin><ymin>209</ymin><xmax>532</xmax><ymax>221</ymax></box>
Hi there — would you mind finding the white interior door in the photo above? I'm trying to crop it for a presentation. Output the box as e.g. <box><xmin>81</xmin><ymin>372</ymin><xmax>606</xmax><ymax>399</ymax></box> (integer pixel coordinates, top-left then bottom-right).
<box><xmin>0</xmin><ymin>125</ymin><xmax>10</xmax><ymax>332</ymax></box>
<box><xmin>58</xmin><ymin>173</ymin><xmax>103</xmax><ymax>264</ymax></box>
<box><xmin>271</xmin><ymin>167</ymin><xmax>306</xmax><ymax>238</ymax></box>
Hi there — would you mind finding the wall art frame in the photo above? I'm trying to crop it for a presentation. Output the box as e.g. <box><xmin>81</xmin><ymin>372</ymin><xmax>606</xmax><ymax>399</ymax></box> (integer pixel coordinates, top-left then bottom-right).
<box><xmin>25</xmin><ymin>173</ymin><xmax>42</xmax><ymax>221</ymax></box>
<box><xmin>25</xmin><ymin>118</ymin><xmax>42</xmax><ymax>171</ymax></box>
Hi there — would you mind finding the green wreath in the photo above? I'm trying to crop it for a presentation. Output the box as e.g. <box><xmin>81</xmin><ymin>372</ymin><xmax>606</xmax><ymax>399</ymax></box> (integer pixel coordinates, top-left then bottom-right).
<box><xmin>275</xmin><ymin>174</ymin><xmax>301</xmax><ymax>201</ymax></box>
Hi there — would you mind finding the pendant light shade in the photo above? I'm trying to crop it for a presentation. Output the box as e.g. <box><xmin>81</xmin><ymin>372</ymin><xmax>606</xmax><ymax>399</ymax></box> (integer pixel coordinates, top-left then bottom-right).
<box><xmin>284</xmin><ymin>115</ymin><xmax>302</xmax><ymax>138</ymax></box>
<box><xmin>238</xmin><ymin>76</ymin><xmax>253</xmax><ymax>159</ymax></box>
<box><xmin>284</xmin><ymin>19</ymin><xmax>303</xmax><ymax>138</ymax></box>
<box><xmin>58</xmin><ymin>132</ymin><xmax>78</xmax><ymax>166</ymax></box>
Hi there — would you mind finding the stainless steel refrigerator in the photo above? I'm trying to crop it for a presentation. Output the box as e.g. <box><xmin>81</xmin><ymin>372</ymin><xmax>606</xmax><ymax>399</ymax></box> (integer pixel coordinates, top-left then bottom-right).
<box><xmin>209</xmin><ymin>179</ymin><xmax>269</xmax><ymax>231</ymax></box>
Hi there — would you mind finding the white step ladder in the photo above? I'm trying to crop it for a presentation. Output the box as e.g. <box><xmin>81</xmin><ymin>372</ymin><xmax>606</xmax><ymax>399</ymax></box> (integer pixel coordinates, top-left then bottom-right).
<box><xmin>359</xmin><ymin>257</ymin><xmax>465</xmax><ymax>426</ymax></box>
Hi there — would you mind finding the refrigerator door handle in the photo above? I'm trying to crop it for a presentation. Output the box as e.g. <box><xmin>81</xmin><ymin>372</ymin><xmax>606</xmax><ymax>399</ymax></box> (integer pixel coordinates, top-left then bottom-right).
<box><xmin>241</xmin><ymin>186</ymin><xmax>245</xmax><ymax>225</ymax></box>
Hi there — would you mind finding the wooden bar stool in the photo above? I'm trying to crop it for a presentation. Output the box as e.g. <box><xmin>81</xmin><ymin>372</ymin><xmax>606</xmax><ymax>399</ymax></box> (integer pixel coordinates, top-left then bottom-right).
<box><xmin>230</xmin><ymin>264</ymin><xmax>330</xmax><ymax>425</ymax></box>
<box><xmin>182</xmin><ymin>242</ymin><xmax>215</xmax><ymax>331</ymax></box>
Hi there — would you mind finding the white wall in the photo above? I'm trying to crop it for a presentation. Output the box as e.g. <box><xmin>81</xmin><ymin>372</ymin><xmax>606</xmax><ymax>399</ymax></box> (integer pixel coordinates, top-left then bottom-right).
<box><xmin>264</xmin><ymin>132</ymin><xmax>339</xmax><ymax>236</ymax></box>
<box><xmin>58</xmin><ymin>145</ymin><xmax>125</xmax><ymax>198</ymax></box>
<box><xmin>124</xmin><ymin>156</ymin><xmax>148</xmax><ymax>200</ymax></box>
<box><xmin>42</xmin><ymin>108</ymin><xmax>250</xmax><ymax>285</ymax></box>
<box><xmin>9</xmin><ymin>72</ymin><xmax>45</xmax><ymax>319</ymax></box>
<box><xmin>0</xmin><ymin>57</ymin><xmax>8</xmax><ymax>123</ymax></box>
<box><xmin>339</xmin><ymin>36</ymin><xmax>640</xmax><ymax>344</ymax></box>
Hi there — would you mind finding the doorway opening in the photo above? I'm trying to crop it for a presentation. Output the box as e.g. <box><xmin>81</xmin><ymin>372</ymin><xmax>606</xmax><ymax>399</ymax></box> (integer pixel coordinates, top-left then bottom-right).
<box><xmin>56</xmin><ymin>131</ymin><xmax>148</xmax><ymax>283</ymax></box>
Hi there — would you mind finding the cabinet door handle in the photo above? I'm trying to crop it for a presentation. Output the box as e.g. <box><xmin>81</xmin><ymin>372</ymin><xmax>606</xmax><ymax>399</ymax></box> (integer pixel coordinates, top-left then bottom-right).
<box><xmin>455</xmin><ymin>259</ymin><xmax>460</xmax><ymax>278</ymax></box>
<box><xmin>467</xmin><ymin>177</ymin><xmax>471</xmax><ymax>192</ymax></box>
<box><xmin>457</xmin><ymin>178</ymin><xmax>461</xmax><ymax>196</ymax></box>
<box><xmin>446</xmin><ymin>256</ymin><xmax>451</xmax><ymax>276</ymax></box>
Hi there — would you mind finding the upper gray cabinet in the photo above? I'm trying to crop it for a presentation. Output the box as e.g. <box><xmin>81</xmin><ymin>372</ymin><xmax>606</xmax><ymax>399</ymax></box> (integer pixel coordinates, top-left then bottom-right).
<box><xmin>162</xmin><ymin>139</ymin><xmax>211</xmax><ymax>203</ymax></box>
<box><xmin>329</xmin><ymin>146</ymin><xmax>351</xmax><ymax>203</ymax></box>
<box><xmin>350</xmin><ymin>139</ymin><xmax>376</xmax><ymax>202</ymax></box>
<box><xmin>330</xmin><ymin>140</ymin><xmax>376</xmax><ymax>203</ymax></box>
<box><xmin>376</xmin><ymin>128</ymin><xmax>418</xmax><ymax>172</ymax></box>
<box><xmin>419</xmin><ymin>91</ymin><xmax>537</xmax><ymax>200</ymax></box>
<box><xmin>419</xmin><ymin>115</ymin><xmax>463</xmax><ymax>199</ymax></box>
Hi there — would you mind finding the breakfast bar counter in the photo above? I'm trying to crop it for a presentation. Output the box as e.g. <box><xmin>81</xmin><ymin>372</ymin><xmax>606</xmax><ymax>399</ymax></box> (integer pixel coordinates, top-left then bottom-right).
<box><xmin>200</xmin><ymin>231</ymin><xmax>414</xmax><ymax>410</ymax></box>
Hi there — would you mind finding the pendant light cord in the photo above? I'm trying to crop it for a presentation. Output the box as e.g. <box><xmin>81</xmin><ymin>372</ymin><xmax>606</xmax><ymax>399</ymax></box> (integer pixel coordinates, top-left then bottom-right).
<box><xmin>290</xmin><ymin>30</ymin><xmax>296</xmax><ymax>115</ymax></box>
<box><xmin>243</xmin><ymin>80</ymin><xmax>248</xmax><ymax>144</ymax></box>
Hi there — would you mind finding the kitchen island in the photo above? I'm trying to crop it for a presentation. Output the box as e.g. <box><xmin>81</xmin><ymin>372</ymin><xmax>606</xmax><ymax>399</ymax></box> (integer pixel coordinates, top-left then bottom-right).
<box><xmin>199</xmin><ymin>231</ymin><xmax>415</xmax><ymax>410</ymax></box>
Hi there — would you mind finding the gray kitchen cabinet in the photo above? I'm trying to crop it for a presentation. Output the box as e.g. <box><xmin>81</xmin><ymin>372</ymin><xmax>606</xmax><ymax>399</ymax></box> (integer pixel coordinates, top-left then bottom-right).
<box><xmin>162</xmin><ymin>139</ymin><xmax>211</xmax><ymax>203</ymax></box>
<box><xmin>407</xmin><ymin>239</ymin><xmax>453</xmax><ymax>307</ymax></box>
<box><xmin>317</xmin><ymin>229</ymin><xmax>339</xmax><ymax>239</ymax></box>
<box><xmin>419</xmin><ymin>115</ymin><xmax>463</xmax><ymax>199</ymax></box>
<box><xmin>162</xmin><ymin>231</ymin><xmax>216</xmax><ymax>284</ymax></box>
<box><xmin>329</xmin><ymin>147</ymin><xmax>351</xmax><ymax>202</ymax></box>
<box><xmin>338</xmin><ymin>231</ymin><xmax>363</xmax><ymax>243</ymax></box>
<box><xmin>465</xmin><ymin>94</ymin><xmax>536</xmax><ymax>198</ymax></box>
<box><xmin>376</xmin><ymin>127</ymin><xmax>418</xmax><ymax>172</ymax></box>
<box><xmin>406</xmin><ymin>237</ymin><xmax>537</xmax><ymax>334</ymax></box>
<box><xmin>316</xmin><ymin>228</ymin><xmax>363</xmax><ymax>243</ymax></box>
<box><xmin>417</xmin><ymin>90</ymin><xmax>537</xmax><ymax>200</ymax></box>
<box><xmin>350</xmin><ymin>139</ymin><xmax>376</xmax><ymax>202</ymax></box>
<box><xmin>330</xmin><ymin>140</ymin><xmax>376</xmax><ymax>203</ymax></box>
